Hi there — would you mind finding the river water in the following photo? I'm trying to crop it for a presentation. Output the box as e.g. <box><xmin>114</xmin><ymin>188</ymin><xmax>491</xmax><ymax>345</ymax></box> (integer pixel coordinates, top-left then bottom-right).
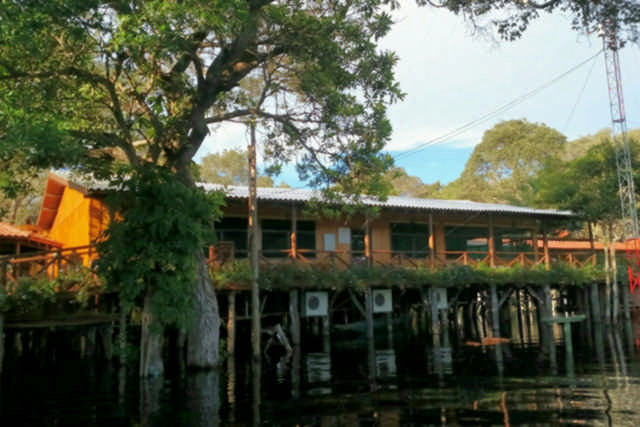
<box><xmin>2</xmin><ymin>324</ymin><xmax>640</xmax><ymax>426</ymax></box>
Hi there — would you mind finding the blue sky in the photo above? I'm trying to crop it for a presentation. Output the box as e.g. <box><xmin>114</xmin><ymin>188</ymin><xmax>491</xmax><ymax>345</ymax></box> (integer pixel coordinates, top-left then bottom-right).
<box><xmin>196</xmin><ymin>3</ymin><xmax>640</xmax><ymax>187</ymax></box>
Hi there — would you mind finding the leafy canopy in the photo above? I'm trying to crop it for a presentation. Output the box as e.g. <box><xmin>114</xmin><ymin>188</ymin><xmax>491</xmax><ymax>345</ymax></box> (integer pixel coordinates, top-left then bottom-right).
<box><xmin>198</xmin><ymin>148</ymin><xmax>275</xmax><ymax>187</ymax></box>
<box><xmin>532</xmin><ymin>139</ymin><xmax>640</xmax><ymax>228</ymax></box>
<box><xmin>0</xmin><ymin>0</ymin><xmax>402</xmax><ymax>197</ymax></box>
<box><xmin>441</xmin><ymin>119</ymin><xmax>566</xmax><ymax>204</ymax></box>
<box><xmin>431</xmin><ymin>0</ymin><xmax>640</xmax><ymax>43</ymax></box>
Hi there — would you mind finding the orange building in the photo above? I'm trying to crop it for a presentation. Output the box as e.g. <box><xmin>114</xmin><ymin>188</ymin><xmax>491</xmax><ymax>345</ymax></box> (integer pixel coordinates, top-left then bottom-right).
<box><xmin>33</xmin><ymin>172</ymin><xmax>579</xmax><ymax>269</ymax></box>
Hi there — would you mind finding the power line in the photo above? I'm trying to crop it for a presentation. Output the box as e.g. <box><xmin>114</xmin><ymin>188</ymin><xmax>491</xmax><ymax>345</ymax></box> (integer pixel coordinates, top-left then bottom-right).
<box><xmin>394</xmin><ymin>49</ymin><xmax>604</xmax><ymax>160</ymax></box>
<box><xmin>563</xmin><ymin>53</ymin><xmax>599</xmax><ymax>133</ymax></box>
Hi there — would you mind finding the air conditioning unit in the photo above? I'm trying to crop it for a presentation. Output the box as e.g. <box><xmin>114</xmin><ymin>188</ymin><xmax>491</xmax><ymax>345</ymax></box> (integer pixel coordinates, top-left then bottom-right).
<box><xmin>372</xmin><ymin>289</ymin><xmax>393</xmax><ymax>313</ymax></box>
<box><xmin>433</xmin><ymin>287</ymin><xmax>448</xmax><ymax>310</ymax></box>
<box><xmin>304</xmin><ymin>291</ymin><xmax>328</xmax><ymax>317</ymax></box>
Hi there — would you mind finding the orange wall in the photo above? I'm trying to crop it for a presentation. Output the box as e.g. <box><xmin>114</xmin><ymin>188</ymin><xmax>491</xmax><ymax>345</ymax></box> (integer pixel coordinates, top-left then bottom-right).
<box><xmin>48</xmin><ymin>187</ymin><xmax>92</xmax><ymax>248</ymax></box>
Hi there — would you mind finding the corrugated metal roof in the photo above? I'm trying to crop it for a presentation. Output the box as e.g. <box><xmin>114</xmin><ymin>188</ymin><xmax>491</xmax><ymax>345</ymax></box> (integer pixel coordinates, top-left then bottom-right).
<box><xmin>0</xmin><ymin>222</ymin><xmax>31</xmax><ymax>239</ymax></box>
<box><xmin>198</xmin><ymin>184</ymin><xmax>573</xmax><ymax>217</ymax></box>
<box><xmin>56</xmin><ymin>172</ymin><xmax>573</xmax><ymax>218</ymax></box>
<box><xmin>0</xmin><ymin>222</ymin><xmax>62</xmax><ymax>247</ymax></box>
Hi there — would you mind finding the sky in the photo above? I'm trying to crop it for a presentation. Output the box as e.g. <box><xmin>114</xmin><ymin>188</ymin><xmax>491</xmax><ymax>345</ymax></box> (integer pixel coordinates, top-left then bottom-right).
<box><xmin>196</xmin><ymin>3</ymin><xmax>640</xmax><ymax>187</ymax></box>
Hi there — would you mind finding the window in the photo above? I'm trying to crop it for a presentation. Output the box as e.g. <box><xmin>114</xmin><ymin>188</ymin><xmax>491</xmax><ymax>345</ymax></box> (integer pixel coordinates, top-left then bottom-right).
<box><xmin>495</xmin><ymin>228</ymin><xmax>532</xmax><ymax>253</ymax></box>
<box><xmin>214</xmin><ymin>217</ymin><xmax>248</xmax><ymax>258</ymax></box>
<box><xmin>444</xmin><ymin>226</ymin><xmax>488</xmax><ymax>260</ymax></box>
<box><xmin>261</xmin><ymin>219</ymin><xmax>315</xmax><ymax>258</ymax></box>
<box><xmin>390</xmin><ymin>223</ymin><xmax>430</xmax><ymax>259</ymax></box>
<box><xmin>351</xmin><ymin>229</ymin><xmax>366</xmax><ymax>256</ymax></box>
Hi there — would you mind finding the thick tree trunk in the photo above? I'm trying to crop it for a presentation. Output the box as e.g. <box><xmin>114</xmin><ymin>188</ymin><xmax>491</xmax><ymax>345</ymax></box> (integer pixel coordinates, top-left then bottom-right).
<box><xmin>187</xmin><ymin>251</ymin><xmax>220</xmax><ymax>368</ymax></box>
<box><xmin>140</xmin><ymin>293</ymin><xmax>164</xmax><ymax>377</ymax></box>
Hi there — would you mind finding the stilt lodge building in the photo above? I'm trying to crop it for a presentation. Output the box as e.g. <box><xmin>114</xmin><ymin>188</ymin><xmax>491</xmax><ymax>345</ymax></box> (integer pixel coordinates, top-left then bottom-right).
<box><xmin>28</xmin><ymin>173</ymin><xmax>579</xmax><ymax>269</ymax></box>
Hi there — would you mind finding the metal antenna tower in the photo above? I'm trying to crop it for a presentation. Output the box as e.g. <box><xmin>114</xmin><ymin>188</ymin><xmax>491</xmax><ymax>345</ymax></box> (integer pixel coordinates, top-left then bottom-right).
<box><xmin>602</xmin><ymin>25</ymin><xmax>639</xmax><ymax>238</ymax></box>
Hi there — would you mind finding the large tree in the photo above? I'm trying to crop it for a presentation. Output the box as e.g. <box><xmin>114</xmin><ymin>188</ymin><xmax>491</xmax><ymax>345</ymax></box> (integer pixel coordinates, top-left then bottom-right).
<box><xmin>0</xmin><ymin>1</ymin><xmax>401</xmax><ymax>374</ymax></box>
<box><xmin>441</xmin><ymin>119</ymin><xmax>566</xmax><ymax>204</ymax></box>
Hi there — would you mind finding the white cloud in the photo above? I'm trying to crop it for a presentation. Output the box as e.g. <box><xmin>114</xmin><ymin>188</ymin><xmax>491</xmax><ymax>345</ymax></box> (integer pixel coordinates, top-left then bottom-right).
<box><xmin>195</xmin><ymin>122</ymin><xmax>248</xmax><ymax>161</ymax></box>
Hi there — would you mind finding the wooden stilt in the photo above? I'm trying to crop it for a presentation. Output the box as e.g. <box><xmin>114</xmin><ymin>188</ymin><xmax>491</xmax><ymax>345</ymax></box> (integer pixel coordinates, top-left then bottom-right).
<box><xmin>101</xmin><ymin>325</ymin><xmax>114</xmax><ymax>360</ymax></box>
<box><xmin>490</xmin><ymin>284</ymin><xmax>504</xmax><ymax>375</ymax></box>
<box><xmin>611</xmin><ymin>244</ymin><xmax>619</xmax><ymax>323</ymax></box>
<box><xmin>248</xmin><ymin>122</ymin><xmax>260</xmax><ymax>364</ymax></box>
<box><xmin>543</xmin><ymin>284</ymin><xmax>557</xmax><ymax>374</ymax></box>
<box><xmin>364</xmin><ymin>288</ymin><xmax>376</xmax><ymax>390</ymax></box>
<box><xmin>0</xmin><ymin>313</ymin><xmax>3</xmax><ymax>373</ymax></box>
<box><xmin>289</xmin><ymin>290</ymin><xmax>301</xmax><ymax>347</ymax></box>
<box><xmin>430</xmin><ymin>288</ymin><xmax>442</xmax><ymax>377</ymax></box>
<box><xmin>87</xmin><ymin>327</ymin><xmax>97</xmax><ymax>358</ymax></box>
<box><xmin>365</xmin><ymin>288</ymin><xmax>374</xmax><ymax>343</ymax></box>
<box><xmin>386</xmin><ymin>312</ymin><xmax>393</xmax><ymax>348</ymax></box>
<box><xmin>322</xmin><ymin>315</ymin><xmax>330</xmax><ymax>353</ymax></box>
<box><xmin>119</xmin><ymin>305</ymin><xmax>127</xmax><ymax>366</ymax></box>
<box><xmin>564</xmin><ymin>321</ymin><xmax>574</xmax><ymax>375</ymax></box>
<box><xmin>227</xmin><ymin>291</ymin><xmax>236</xmax><ymax>357</ymax></box>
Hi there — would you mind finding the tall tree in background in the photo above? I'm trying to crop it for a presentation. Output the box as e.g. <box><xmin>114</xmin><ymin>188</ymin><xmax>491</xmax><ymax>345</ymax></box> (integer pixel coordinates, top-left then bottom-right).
<box><xmin>441</xmin><ymin>120</ymin><xmax>566</xmax><ymax>204</ymax></box>
<box><xmin>383</xmin><ymin>167</ymin><xmax>441</xmax><ymax>198</ymax></box>
<box><xmin>532</xmin><ymin>139</ymin><xmax>640</xmax><ymax>241</ymax></box>
<box><xmin>0</xmin><ymin>1</ymin><xmax>401</xmax><ymax>374</ymax></box>
<box><xmin>199</xmin><ymin>149</ymin><xmax>275</xmax><ymax>187</ymax></box>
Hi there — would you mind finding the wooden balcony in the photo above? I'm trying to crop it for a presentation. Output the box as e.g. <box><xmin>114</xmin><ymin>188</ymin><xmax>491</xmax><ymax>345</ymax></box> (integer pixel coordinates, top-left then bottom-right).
<box><xmin>206</xmin><ymin>242</ymin><xmax>599</xmax><ymax>270</ymax></box>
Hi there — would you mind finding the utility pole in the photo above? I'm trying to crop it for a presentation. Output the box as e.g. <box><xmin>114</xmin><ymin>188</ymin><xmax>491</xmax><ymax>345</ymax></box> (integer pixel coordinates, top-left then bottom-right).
<box><xmin>248</xmin><ymin>120</ymin><xmax>260</xmax><ymax>363</ymax></box>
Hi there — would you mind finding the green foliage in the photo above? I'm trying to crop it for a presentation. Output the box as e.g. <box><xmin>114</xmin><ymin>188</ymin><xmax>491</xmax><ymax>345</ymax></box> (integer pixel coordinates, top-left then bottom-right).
<box><xmin>434</xmin><ymin>0</ymin><xmax>640</xmax><ymax>44</ymax></box>
<box><xmin>441</xmin><ymin>120</ymin><xmax>566</xmax><ymax>205</ymax></box>
<box><xmin>198</xmin><ymin>149</ymin><xmax>275</xmax><ymax>187</ymax></box>
<box><xmin>1</xmin><ymin>268</ymin><xmax>103</xmax><ymax>316</ymax></box>
<box><xmin>96</xmin><ymin>166</ymin><xmax>224</xmax><ymax>329</ymax></box>
<box><xmin>0</xmin><ymin>0</ymin><xmax>402</xmax><ymax>196</ymax></box>
<box><xmin>383</xmin><ymin>167</ymin><xmax>442</xmax><ymax>198</ymax></box>
<box><xmin>211</xmin><ymin>261</ymin><xmax>606</xmax><ymax>291</ymax></box>
<box><xmin>532</xmin><ymin>139</ymin><xmax>640</xmax><ymax>237</ymax></box>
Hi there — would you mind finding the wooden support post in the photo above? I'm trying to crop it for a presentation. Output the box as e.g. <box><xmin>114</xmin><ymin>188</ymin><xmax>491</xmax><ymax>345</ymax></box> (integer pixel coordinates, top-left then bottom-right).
<box><xmin>119</xmin><ymin>302</ymin><xmax>128</xmax><ymax>366</ymax></box>
<box><xmin>322</xmin><ymin>315</ymin><xmax>330</xmax><ymax>353</ymax></box>
<box><xmin>0</xmin><ymin>260</ymin><xmax>6</xmax><ymax>289</ymax></box>
<box><xmin>428</xmin><ymin>213</ymin><xmax>435</xmax><ymax>270</ymax></box>
<box><xmin>101</xmin><ymin>325</ymin><xmax>114</xmax><ymax>360</ymax></box>
<box><xmin>365</xmin><ymin>288</ymin><xmax>374</xmax><ymax>343</ymax></box>
<box><xmin>290</xmin><ymin>204</ymin><xmax>297</xmax><ymax>259</ymax></box>
<box><xmin>611</xmin><ymin>244</ymin><xmax>619</xmax><ymax>323</ymax></box>
<box><xmin>0</xmin><ymin>313</ymin><xmax>3</xmax><ymax>374</ymax></box>
<box><xmin>386</xmin><ymin>312</ymin><xmax>394</xmax><ymax>348</ymax></box>
<box><xmin>364</xmin><ymin>218</ymin><xmax>372</xmax><ymax>267</ymax></box>
<box><xmin>488</xmin><ymin>215</ymin><xmax>496</xmax><ymax>267</ymax></box>
<box><xmin>430</xmin><ymin>288</ymin><xmax>442</xmax><ymax>377</ymax></box>
<box><xmin>533</xmin><ymin>223</ymin><xmax>540</xmax><ymax>262</ymax></box>
<box><xmin>542</xmin><ymin>223</ymin><xmax>550</xmax><ymax>269</ymax></box>
<box><xmin>364</xmin><ymin>287</ymin><xmax>376</xmax><ymax>389</ymax></box>
<box><xmin>563</xmin><ymin>321</ymin><xmax>574</xmax><ymax>376</ymax></box>
<box><xmin>543</xmin><ymin>284</ymin><xmax>557</xmax><ymax>374</ymax></box>
<box><xmin>227</xmin><ymin>291</ymin><xmax>236</xmax><ymax>357</ymax></box>
<box><xmin>604</xmin><ymin>246</ymin><xmax>612</xmax><ymax>325</ymax></box>
<box><xmin>289</xmin><ymin>290</ymin><xmax>301</xmax><ymax>346</ymax></box>
<box><xmin>86</xmin><ymin>327</ymin><xmax>97</xmax><ymax>358</ymax></box>
<box><xmin>490</xmin><ymin>284</ymin><xmax>504</xmax><ymax>375</ymax></box>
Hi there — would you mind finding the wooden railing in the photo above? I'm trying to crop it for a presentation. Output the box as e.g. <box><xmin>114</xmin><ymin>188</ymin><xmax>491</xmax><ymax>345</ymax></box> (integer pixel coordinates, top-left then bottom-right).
<box><xmin>2</xmin><ymin>244</ymin><xmax>602</xmax><ymax>288</ymax></box>
<box><xmin>205</xmin><ymin>243</ymin><xmax>600</xmax><ymax>270</ymax></box>
<box><xmin>1</xmin><ymin>245</ymin><xmax>97</xmax><ymax>289</ymax></box>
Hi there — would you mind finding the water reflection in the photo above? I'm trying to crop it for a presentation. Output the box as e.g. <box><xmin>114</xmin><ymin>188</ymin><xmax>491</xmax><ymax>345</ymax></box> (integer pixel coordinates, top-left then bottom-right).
<box><xmin>375</xmin><ymin>349</ymin><xmax>396</xmax><ymax>378</ymax></box>
<box><xmin>304</xmin><ymin>352</ymin><xmax>332</xmax><ymax>395</ymax></box>
<box><xmin>4</xmin><ymin>312</ymin><xmax>640</xmax><ymax>425</ymax></box>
